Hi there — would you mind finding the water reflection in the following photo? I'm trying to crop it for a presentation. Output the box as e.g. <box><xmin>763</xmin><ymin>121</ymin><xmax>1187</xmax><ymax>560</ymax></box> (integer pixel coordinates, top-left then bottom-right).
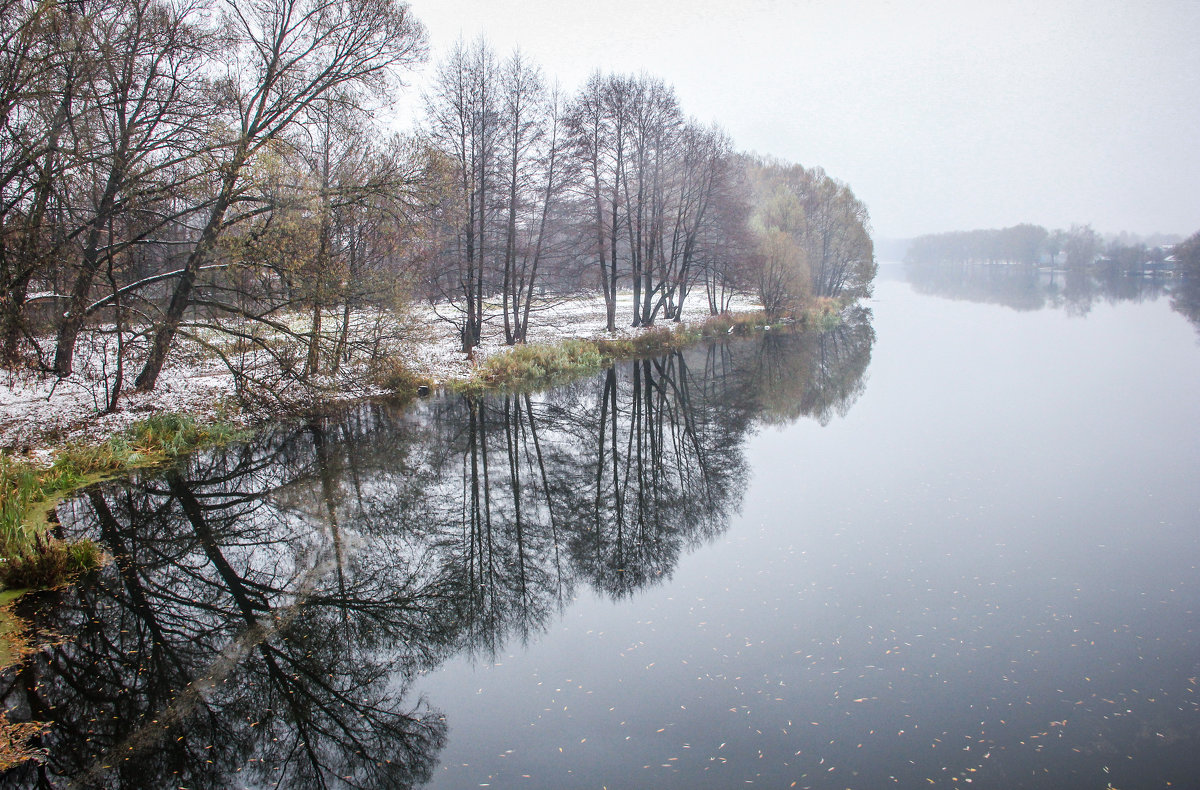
<box><xmin>905</xmin><ymin>260</ymin><xmax>1175</xmax><ymax>316</ymax></box>
<box><xmin>2</xmin><ymin>432</ymin><xmax>452</xmax><ymax>789</ymax></box>
<box><xmin>1171</xmin><ymin>273</ymin><xmax>1200</xmax><ymax>332</ymax></box>
<box><xmin>0</xmin><ymin>320</ymin><xmax>875</xmax><ymax>789</ymax></box>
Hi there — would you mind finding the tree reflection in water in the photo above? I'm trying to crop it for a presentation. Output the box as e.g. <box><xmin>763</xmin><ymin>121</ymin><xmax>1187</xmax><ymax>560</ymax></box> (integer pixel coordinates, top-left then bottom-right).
<box><xmin>2</xmin><ymin>428</ymin><xmax>452</xmax><ymax>789</ymax></box>
<box><xmin>0</xmin><ymin>324</ymin><xmax>874</xmax><ymax>789</ymax></box>
<box><xmin>905</xmin><ymin>260</ymin><xmax>1175</xmax><ymax>316</ymax></box>
<box><xmin>1171</xmin><ymin>273</ymin><xmax>1200</xmax><ymax>333</ymax></box>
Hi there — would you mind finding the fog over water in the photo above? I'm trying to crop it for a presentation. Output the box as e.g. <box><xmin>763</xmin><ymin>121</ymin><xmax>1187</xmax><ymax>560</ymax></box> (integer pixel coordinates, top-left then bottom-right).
<box><xmin>402</xmin><ymin>0</ymin><xmax>1200</xmax><ymax>239</ymax></box>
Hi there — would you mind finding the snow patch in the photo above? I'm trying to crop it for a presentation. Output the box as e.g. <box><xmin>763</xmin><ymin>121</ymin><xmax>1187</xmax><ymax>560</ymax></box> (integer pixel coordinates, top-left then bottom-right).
<box><xmin>0</xmin><ymin>292</ymin><xmax>760</xmax><ymax>454</ymax></box>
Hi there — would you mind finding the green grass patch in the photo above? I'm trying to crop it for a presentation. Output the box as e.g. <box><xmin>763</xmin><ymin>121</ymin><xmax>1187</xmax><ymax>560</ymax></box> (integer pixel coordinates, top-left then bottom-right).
<box><xmin>0</xmin><ymin>413</ymin><xmax>248</xmax><ymax>591</ymax></box>
<box><xmin>456</xmin><ymin>339</ymin><xmax>606</xmax><ymax>395</ymax></box>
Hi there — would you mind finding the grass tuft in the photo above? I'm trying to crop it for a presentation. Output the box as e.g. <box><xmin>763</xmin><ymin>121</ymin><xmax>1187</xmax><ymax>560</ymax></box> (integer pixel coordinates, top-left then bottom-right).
<box><xmin>0</xmin><ymin>533</ymin><xmax>102</xmax><ymax>590</ymax></box>
<box><xmin>0</xmin><ymin>413</ymin><xmax>247</xmax><ymax>590</ymax></box>
<box><xmin>697</xmin><ymin>311</ymin><xmax>770</xmax><ymax>336</ymax></box>
<box><xmin>457</xmin><ymin>339</ymin><xmax>605</xmax><ymax>394</ymax></box>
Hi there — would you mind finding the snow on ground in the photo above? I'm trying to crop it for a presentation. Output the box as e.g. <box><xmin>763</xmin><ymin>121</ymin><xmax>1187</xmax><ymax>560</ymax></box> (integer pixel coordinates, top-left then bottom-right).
<box><xmin>0</xmin><ymin>291</ymin><xmax>760</xmax><ymax>456</ymax></box>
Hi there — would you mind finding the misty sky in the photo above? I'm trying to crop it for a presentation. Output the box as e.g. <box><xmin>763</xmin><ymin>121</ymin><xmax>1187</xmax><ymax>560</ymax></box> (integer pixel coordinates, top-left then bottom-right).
<box><xmin>399</xmin><ymin>0</ymin><xmax>1199</xmax><ymax>241</ymax></box>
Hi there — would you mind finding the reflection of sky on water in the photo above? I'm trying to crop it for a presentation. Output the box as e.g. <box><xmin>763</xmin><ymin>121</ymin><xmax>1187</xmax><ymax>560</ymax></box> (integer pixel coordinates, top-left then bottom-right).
<box><xmin>4</xmin><ymin>276</ymin><xmax>1199</xmax><ymax>788</ymax></box>
<box><xmin>1</xmin><ymin>317</ymin><xmax>874</xmax><ymax>788</ymax></box>
<box><xmin>418</xmin><ymin>277</ymin><xmax>1200</xmax><ymax>789</ymax></box>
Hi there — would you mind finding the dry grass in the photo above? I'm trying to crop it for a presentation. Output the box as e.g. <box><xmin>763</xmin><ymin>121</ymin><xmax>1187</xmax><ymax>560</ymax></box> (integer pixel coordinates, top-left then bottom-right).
<box><xmin>456</xmin><ymin>311</ymin><xmax>782</xmax><ymax>394</ymax></box>
<box><xmin>456</xmin><ymin>339</ymin><xmax>606</xmax><ymax>394</ymax></box>
<box><xmin>371</xmin><ymin>359</ymin><xmax>434</xmax><ymax>400</ymax></box>
<box><xmin>0</xmin><ymin>711</ymin><xmax>45</xmax><ymax>772</ymax></box>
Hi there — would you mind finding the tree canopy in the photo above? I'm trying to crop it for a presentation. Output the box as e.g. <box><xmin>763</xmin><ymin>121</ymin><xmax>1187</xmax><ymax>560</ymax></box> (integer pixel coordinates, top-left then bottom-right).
<box><xmin>0</xmin><ymin>9</ymin><xmax>877</xmax><ymax>403</ymax></box>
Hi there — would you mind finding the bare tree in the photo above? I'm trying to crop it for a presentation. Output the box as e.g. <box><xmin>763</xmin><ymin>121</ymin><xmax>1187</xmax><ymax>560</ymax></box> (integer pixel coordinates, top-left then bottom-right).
<box><xmin>622</xmin><ymin>76</ymin><xmax>680</xmax><ymax>326</ymax></box>
<box><xmin>495</xmin><ymin>50</ymin><xmax>542</xmax><ymax>345</ymax></box>
<box><xmin>133</xmin><ymin>0</ymin><xmax>426</xmax><ymax>390</ymax></box>
<box><xmin>52</xmin><ymin>0</ymin><xmax>213</xmax><ymax>376</ymax></box>
<box><xmin>0</xmin><ymin>0</ymin><xmax>93</xmax><ymax>363</ymax></box>
<box><xmin>294</xmin><ymin>107</ymin><xmax>426</xmax><ymax>376</ymax></box>
<box><xmin>565</xmin><ymin>74</ymin><xmax>745</xmax><ymax>329</ymax></box>
<box><xmin>566</xmin><ymin>71</ymin><xmax>636</xmax><ymax>333</ymax></box>
<box><xmin>424</xmin><ymin>37</ymin><xmax>504</xmax><ymax>353</ymax></box>
<box><xmin>493</xmin><ymin>54</ymin><xmax>573</xmax><ymax>344</ymax></box>
<box><xmin>653</xmin><ymin>122</ymin><xmax>734</xmax><ymax>321</ymax></box>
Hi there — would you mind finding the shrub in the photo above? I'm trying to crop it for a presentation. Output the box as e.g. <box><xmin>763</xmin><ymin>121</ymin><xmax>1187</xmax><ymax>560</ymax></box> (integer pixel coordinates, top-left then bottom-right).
<box><xmin>801</xmin><ymin>297</ymin><xmax>842</xmax><ymax>330</ymax></box>
<box><xmin>592</xmin><ymin>337</ymin><xmax>635</xmax><ymax>359</ymax></box>
<box><xmin>629</xmin><ymin>326</ymin><xmax>681</xmax><ymax>354</ymax></box>
<box><xmin>373</xmin><ymin>360</ymin><xmax>433</xmax><ymax>399</ymax></box>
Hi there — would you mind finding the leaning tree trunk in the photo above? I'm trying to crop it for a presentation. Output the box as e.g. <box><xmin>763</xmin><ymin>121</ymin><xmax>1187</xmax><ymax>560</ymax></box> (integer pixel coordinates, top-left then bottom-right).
<box><xmin>134</xmin><ymin>179</ymin><xmax>235</xmax><ymax>391</ymax></box>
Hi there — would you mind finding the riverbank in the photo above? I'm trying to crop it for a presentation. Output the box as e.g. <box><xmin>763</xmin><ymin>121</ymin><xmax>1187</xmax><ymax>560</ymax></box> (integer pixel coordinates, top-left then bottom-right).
<box><xmin>0</xmin><ymin>290</ymin><xmax>855</xmax><ymax>591</ymax></box>
<box><xmin>2</xmin><ymin>292</ymin><xmax>816</xmax><ymax>587</ymax></box>
<box><xmin>0</xmin><ymin>292</ymin><xmax>841</xmax><ymax>772</ymax></box>
<box><xmin>1</xmin><ymin>292</ymin><xmax>764</xmax><ymax>460</ymax></box>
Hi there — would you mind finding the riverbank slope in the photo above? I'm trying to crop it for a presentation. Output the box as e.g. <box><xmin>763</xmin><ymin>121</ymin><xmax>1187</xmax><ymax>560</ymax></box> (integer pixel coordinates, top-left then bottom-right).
<box><xmin>2</xmin><ymin>292</ymin><xmax>763</xmax><ymax>460</ymax></box>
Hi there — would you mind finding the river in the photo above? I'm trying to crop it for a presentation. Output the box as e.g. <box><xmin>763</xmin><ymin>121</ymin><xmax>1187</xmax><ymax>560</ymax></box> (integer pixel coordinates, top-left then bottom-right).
<box><xmin>3</xmin><ymin>263</ymin><xmax>1198</xmax><ymax>789</ymax></box>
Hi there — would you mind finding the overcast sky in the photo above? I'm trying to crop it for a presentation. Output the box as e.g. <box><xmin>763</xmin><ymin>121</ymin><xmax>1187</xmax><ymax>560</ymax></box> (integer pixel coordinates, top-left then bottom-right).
<box><xmin>398</xmin><ymin>0</ymin><xmax>1199</xmax><ymax>241</ymax></box>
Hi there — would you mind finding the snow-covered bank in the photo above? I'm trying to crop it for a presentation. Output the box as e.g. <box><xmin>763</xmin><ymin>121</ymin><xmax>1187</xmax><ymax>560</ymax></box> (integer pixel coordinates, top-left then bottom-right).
<box><xmin>1</xmin><ymin>292</ymin><xmax>761</xmax><ymax>458</ymax></box>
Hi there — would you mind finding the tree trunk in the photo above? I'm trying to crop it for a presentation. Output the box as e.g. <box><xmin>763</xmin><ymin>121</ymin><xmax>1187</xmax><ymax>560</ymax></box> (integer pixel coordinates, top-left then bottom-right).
<box><xmin>134</xmin><ymin>164</ymin><xmax>237</xmax><ymax>391</ymax></box>
<box><xmin>304</xmin><ymin>300</ymin><xmax>322</xmax><ymax>377</ymax></box>
<box><xmin>54</xmin><ymin>169</ymin><xmax>123</xmax><ymax>375</ymax></box>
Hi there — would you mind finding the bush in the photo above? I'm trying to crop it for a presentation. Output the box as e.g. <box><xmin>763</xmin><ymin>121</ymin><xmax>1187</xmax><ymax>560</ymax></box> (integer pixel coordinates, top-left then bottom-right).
<box><xmin>592</xmin><ymin>337</ymin><xmax>635</xmax><ymax>359</ymax></box>
<box><xmin>373</xmin><ymin>360</ymin><xmax>433</xmax><ymax>399</ymax></box>
<box><xmin>802</xmin><ymin>297</ymin><xmax>843</xmax><ymax>330</ymax></box>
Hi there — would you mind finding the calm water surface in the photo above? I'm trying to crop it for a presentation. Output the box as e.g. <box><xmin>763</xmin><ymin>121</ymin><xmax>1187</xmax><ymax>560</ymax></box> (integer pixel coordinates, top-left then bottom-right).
<box><xmin>3</xmin><ymin>264</ymin><xmax>1198</xmax><ymax>789</ymax></box>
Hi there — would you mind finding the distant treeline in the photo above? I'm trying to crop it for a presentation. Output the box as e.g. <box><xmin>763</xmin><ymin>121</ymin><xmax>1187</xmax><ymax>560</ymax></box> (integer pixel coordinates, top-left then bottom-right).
<box><xmin>1171</xmin><ymin>231</ymin><xmax>1200</xmax><ymax>332</ymax></box>
<box><xmin>905</xmin><ymin>224</ymin><xmax>1200</xmax><ymax>334</ymax></box>
<box><xmin>905</xmin><ymin>224</ymin><xmax>1182</xmax><ymax>270</ymax></box>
